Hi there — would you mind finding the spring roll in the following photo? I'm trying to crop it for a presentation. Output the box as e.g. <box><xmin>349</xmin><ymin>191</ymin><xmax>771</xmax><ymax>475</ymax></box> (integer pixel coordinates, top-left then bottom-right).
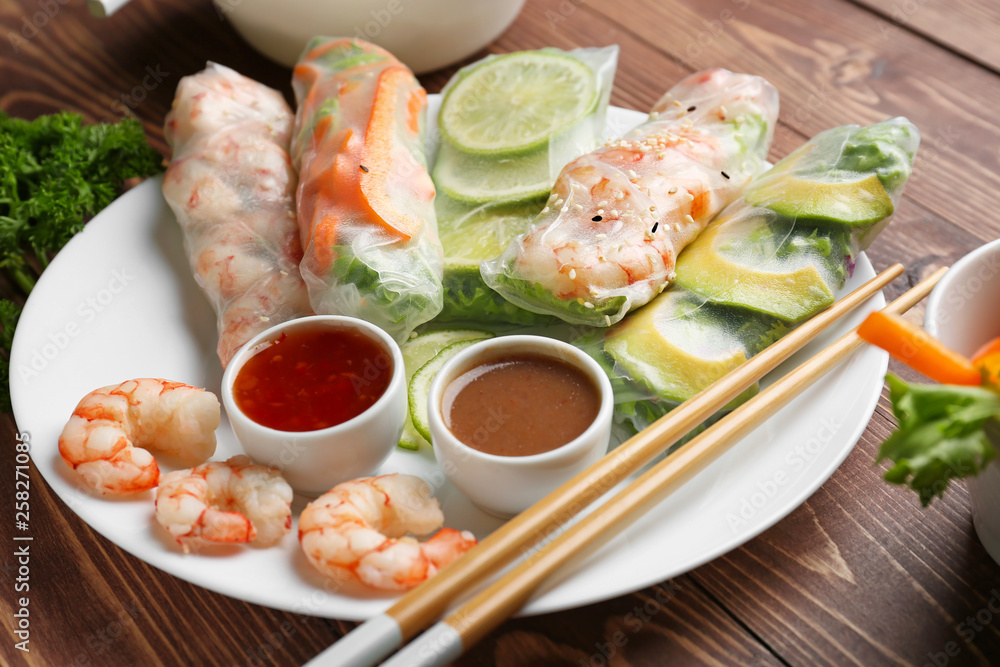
<box><xmin>482</xmin><ymin>68</ymin><xmax>779</xmax><ymax>327</ymax></box>
<box><xmin>163</xmin><ymin>62</ymin><xmax>311</xmax><ymax>368</ymax></box>
<box><xmin>291</xmin><ymin>38</ymin><xmax>443</xmax><ymax>340</ymax></box>
<box><xmin>576</xmin><ymin>118</ymin><xmax>920</xmax><ymax>432</ymax></box>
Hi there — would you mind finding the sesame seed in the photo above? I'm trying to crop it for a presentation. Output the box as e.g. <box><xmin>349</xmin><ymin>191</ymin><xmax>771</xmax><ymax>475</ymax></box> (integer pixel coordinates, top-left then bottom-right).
<box><xmin>668</xmin><ymin>186</ymin><xmax>678</xmax><ymax>194</ymax></box>
<box><xmin>598</xmin><ymin>200</ymin><xmax>608</xmax><ymax>207</ymax></box>
<box><xmin>605</xmin><ymin>315</ymin><xmax>612</xmax><ymax>326</ymax></box>
<box><xmin>649</xmin><ymin>205</ymin><xmax>657</xmax><ymax>212</ymax></box>
<box><xmin>569</xmin><ymin>268</ymin><xmax>577</xmax><ymax>279</ymax></box>
<box><xmin>614</xmin><ymin>192</ymin><xmax>624</xmax><ymax>200</ymax></box>
<box><xmin>686</xmin><ymin>192</ymin><xmax>695</xmax><ymax>201</ymax></box>
<box><xmin>687</xmin><ymin>106</ymin><xmax>696</xmax><ymax>112</ymax></box>
<box><xmin>561</xmin><ymin>207</ymin><xmax>569</xmax><ymax>213</ymax></box>
<box><xmin>260</xmin><ymin>316</ymin><xmax>270</xmax><ymax>322</ymax></box>
<box><xmin>685</xmin><ymin>214</ymin><xmax>695</xmax><ymax>224</ymax></box>
<box><xmin>592</xmin><ymin>215</ymin><xmax>603</xmax><ymax>221</ymax></box>
<box><xmin>656</xmin><ymin>152</ymin><xmax>666</xmax><ymax>159</ymax></box>
<box><xmin>597</xmin><ymin>209</ymin><xmax>605</xmax><ymax>215</ymax></box>
<box><xmin>649</xmin><ymin>111</ymin><xmax>659</xmax><ymax>120</ymax></box>
<box><xmin>574</xmin><ymin>203</ymin><xmax>584</xmax><ymax>210</ymax></box>
<box><xmin>673</xmin><ymin>100</ymin><xmax>682</xmax><ymax>107</ymax></box>
<box><xmin>542</xmin><ymin>207</ymin><xmax>550</xmax><ymax>213</ymax></box>
<box><xmin>721</xmin><ymin>171</ymin><xmax>730</xmax><ymax>180</ymax></box>
<box><xmin>359</xmin><ymin>165</ymin><xmax>369</xmax><ymax>172</ymax></box>
<box><xmin>651</xmin><ymin>222</ymin><xmax>659</xmax><ymax>233</ymax></box>
<box><xmin>720</xmin><ymin>105</ymin><xmax>727</xmax><ymax>117</ymax></box>
<box><xmin>584</xmin><ymin>301</ymin><xmax>594</xmax><ymax>309</ymax></box>
<box><xmin>409</xmin><ymin>331</ymin><xmax>418</xmax><ymax>339</ymax></box>
<box><xmin>627</xmin><ymin>169</ymin><xmax>638</xmax><ymax>179</ymax></box>
<box><xmin>595</xmin><ymin>233</ymin><xmax>607</xmax><ymax>240</ymax></box>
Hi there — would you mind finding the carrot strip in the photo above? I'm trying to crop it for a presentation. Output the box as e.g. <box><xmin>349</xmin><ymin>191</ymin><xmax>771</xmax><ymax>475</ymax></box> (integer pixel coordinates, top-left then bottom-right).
<box><xmin>857</xmin><ymin>310</ymin><xmax>982</xmax><ymax>385</ymax></box>
<box><xmin>972</xmin><ymin>336</ymin><xmax>1000</xmax><ymax>363</ymax></box>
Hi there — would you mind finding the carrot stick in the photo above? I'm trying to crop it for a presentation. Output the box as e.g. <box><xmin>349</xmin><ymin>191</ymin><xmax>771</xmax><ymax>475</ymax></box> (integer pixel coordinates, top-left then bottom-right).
<box><xmin>972</xmin><ymin>336</ymin><xmax>1000</xmax><ymax>363</ymax></box>
<box><xmin>857</xmin><ymin>310</ymin><xmax>982</xmax><ymax>385</ymax></box>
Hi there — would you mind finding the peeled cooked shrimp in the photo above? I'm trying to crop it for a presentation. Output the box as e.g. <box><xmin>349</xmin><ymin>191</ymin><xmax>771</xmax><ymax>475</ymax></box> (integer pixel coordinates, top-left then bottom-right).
<box><xmin>298</xmin><ymin>474</ymin><xmax>477</xmax><ymax>591</ymax></box>
<box><xmin>155</xmin><ymin>455</ymin><xmax>293</xmax><ymax>552</ymax></box>
<box><xmin>57</xmin><ymin>379</ymin><xmax>220</xmax><ymax>495</ymax></box>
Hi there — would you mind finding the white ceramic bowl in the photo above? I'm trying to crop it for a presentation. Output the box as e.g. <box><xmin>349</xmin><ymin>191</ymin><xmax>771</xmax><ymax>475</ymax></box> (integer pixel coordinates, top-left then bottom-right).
<box><xmin>221</xmin><ymin>315</ymin><xmax>406</xmax><ymax>496</ymax></box>
<box><xmin>925</xmin><ymin>238</ymin><xmax>1000</xmax><ymax>566</ymax></box>
<box><xmin>429</xmin><ymin>335</ymin><xmax>614</xmax><ymax>518</ymax></box>
<box><xmin>214</xmin><ymin>0</ymin><xmax>526</xmax><ymax>73</ymax></box>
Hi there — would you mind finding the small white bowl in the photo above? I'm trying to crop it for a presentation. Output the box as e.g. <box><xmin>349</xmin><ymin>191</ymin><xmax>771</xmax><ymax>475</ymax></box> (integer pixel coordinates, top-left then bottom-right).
<box><xmin>925</xmin><ymin>238</ymin><xmax>1000</xmax><ymax>566</ymax></box>
<box><xmin>429</xmin><ymin>335</ymin><xmax>613</xmax><ymax>518</ymax></box>
<box><xmin>214</xmin><ymin>0</ymin><xmax>526</xmax><ymax>73</ymax></box>
<box><xmin>221</xmin><ymin>315</ymin><xmax>406</xmax><ymax>496</ymax></box>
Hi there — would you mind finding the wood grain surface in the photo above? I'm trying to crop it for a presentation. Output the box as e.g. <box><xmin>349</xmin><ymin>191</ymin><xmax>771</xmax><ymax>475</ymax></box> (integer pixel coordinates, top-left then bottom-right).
<box><xmin>2</xmin><ymin>0</ymin><xmax>999</xmax><ymax>665</ymax></box>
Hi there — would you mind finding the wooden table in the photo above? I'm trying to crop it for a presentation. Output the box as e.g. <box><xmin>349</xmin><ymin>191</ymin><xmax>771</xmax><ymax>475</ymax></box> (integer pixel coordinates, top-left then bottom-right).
<box><xmin>3</xmin><ymin>0</ymin><xmax>1000</xmax><ymax>664</ymax></box>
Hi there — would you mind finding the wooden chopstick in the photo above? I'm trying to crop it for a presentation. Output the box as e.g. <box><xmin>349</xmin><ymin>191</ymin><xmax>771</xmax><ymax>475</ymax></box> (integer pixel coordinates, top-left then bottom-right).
<box><xmin>312</xmin><ymin>264</ymin><xmax>904</xmax><ymax>667</ymax></box>
<box><xmin>382</xmin><ymin>266</ymin><xmax>945</xmax><ymax>666</ymax></box>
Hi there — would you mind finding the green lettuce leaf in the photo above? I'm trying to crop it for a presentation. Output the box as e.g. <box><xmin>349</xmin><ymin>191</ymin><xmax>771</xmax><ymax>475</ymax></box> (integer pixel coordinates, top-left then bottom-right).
<box><xmin>438</xmin><ymin>264</ymin><xmax>558</xmax><ymax>325</ymax></box>
<box><xmin>879</xmin><ymin>374</ymin><xmax>1000</xmax><ymax>506</ymax></box>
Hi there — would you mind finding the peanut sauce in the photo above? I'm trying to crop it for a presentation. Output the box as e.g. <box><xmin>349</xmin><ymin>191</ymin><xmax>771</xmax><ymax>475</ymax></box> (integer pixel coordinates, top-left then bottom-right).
<box><xmin>443</xmin><ymin>353</ymin><xmax>601</xmax><ymax>456</ymax></box>
<box><xmin>233</xmin><ymin>327</ymin><xmax>392</xmax><ymax>432</ymax></box>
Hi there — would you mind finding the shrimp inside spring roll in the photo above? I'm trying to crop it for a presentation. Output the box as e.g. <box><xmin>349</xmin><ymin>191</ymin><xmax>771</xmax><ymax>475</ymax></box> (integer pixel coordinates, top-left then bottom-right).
<box><xmin>163</xmin><ymin>62</ymin><xmax>312</xmax><ymax>367</ymax></box>
<box><xmin>483</xmin><ymin>68</ymin><xmax>779</xmax><ymax>327</ymax></box>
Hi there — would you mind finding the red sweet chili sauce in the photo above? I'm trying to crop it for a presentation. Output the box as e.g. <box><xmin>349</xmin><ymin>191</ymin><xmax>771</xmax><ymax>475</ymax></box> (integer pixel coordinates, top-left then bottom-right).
<box><xmin>233</xmin><ymin>327</ymin><xmax>392</xmax><ymax>432</ymax></box>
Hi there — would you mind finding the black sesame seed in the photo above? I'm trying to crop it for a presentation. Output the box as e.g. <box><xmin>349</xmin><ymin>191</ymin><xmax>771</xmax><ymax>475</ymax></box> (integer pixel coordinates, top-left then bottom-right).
<box><xmin>651</xmin><ymin>222</ymin><xmax>659</xmax><ymax>233</ymax></box>
<box><xmin>721</xmin><ymin>171</ymin><xmax>730</xmax><ymax>179</ymax></box>
<box><xmin>592</xmin><ymin>215</ymin><xmax>603</xmax><ymax>222</ymax></box>
<box><xmin>359</xmin><ymin>165</ymin><xmax>369</xmax><ymax>172</ymax></box>
<box><xmin>687</xmin><ymin>106</ymin><xmax>696</xmax><ymax>112</ymax></box>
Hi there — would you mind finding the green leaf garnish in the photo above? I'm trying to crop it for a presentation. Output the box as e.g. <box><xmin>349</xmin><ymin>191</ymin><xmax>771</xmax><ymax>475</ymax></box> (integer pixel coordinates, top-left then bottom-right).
<box><xmin>878</xmin><ymin>374</ymin><xmax>1000</xmax><ymax>506</ymax></box>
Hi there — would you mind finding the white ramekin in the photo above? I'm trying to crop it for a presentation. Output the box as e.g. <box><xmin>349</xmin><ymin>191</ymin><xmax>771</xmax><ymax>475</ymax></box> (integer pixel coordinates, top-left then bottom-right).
<box><xmin>221</xmin><ymin>315</ymin><xmax>406</xmax><ymax>497</ymax></box>
<box><xmin>429</xmin><ymin>335</ymin><xmax>613</xmax><ymax>518</ymax></box>
<box><xmin>925</xmin><ymin>238</ymin><xmax>1000</xmax><ymax>566</ymax></box>
<box><xmin>213</xmin><ymin>0</ymin><xmax>526</xmax><ymax>73</ymax></box>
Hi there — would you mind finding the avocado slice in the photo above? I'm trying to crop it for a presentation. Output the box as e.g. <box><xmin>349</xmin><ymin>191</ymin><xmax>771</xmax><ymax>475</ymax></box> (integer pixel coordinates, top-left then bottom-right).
<box><xmin>604</xmin><ymin>290</ymin><xmax>758</xmax><ymax>405</ymax></box>
<box><xmin>673</xmin><ymin>217</ymin><xmax>836</xmax><ymax>323</ymax></box>
<box><xmin>745</xmin><ymin>171</ymin><xmax>894</xmax><ymax>228</ymax></box>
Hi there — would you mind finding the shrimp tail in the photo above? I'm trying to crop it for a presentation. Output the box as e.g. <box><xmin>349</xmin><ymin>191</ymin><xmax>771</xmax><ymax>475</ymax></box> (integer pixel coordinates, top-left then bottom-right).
<box><xmin>73</xmin><ymin>450</ymin><xmax>160</xmax><ymax>494</ymax></box>
<box><xmin>422</xmin><ymin>528</ymin><xmax>477</xmax><ymax>570</ymax></box>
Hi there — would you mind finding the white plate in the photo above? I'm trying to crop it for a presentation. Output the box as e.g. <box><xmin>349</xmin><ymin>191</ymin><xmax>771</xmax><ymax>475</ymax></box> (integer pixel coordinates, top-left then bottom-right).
<box><xmin>10</xmin><ymin>102</ymin><xmax>888</xmax><ymax>620</ymax></box>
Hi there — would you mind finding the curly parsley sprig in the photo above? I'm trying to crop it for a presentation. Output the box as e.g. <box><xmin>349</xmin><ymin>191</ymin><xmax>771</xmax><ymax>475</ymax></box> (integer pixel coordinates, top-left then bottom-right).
<box><xmin>0</xmin><ymin>111</ymin><xmax>163</xmax><ymax>410</ymax></box>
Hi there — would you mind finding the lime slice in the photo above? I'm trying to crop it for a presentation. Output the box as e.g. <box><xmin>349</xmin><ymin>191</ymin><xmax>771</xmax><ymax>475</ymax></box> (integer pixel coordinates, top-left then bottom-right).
<box><xmin>433</xmin><ymin>141</ymin><xmax>552</xmax><ymax>205</ymax></box>
<box><xmin>439</xmin><ymin>51</ymin><xmax>598</xmax><ymax>156</ymax></box>
<box><xmin>399</xmin><ymin>330</ymin><xmax>493</xmax><ymax>449</ymax></box>
<box><xmin>437</xmin><ymin>196</ymin><xmax>544</xmax><ymax>268</ymax></box>
<box><xmin>409</xmin><ymin>338</ymin><xmax>491</xmax><ymax>442</ymax></box>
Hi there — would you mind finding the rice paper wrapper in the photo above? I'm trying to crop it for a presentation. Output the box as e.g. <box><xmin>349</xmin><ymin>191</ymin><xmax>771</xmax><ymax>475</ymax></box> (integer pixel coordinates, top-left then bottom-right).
<box><xmin>576</xmin><ymin>117</ymin><xmax>919</xmax><ymax>433</ymax></box>
<box><xmin>482</xmin><ymin>68</ymin><xmax>779</xmax><ymax>327</ymax></box>
<box><xmin>291</xmin><ymin>38</ymin><xmax>444</xmax><ymax>341</ymax></box>
<box><xmin>162</xmin><ymin>62</ymin><xmax>312</xmax><ymax>368</ymax></box>
<box><xmin>432</xmin><ymin>46</ymin><xmax>619</xmax><ymax>325</ymax></box>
